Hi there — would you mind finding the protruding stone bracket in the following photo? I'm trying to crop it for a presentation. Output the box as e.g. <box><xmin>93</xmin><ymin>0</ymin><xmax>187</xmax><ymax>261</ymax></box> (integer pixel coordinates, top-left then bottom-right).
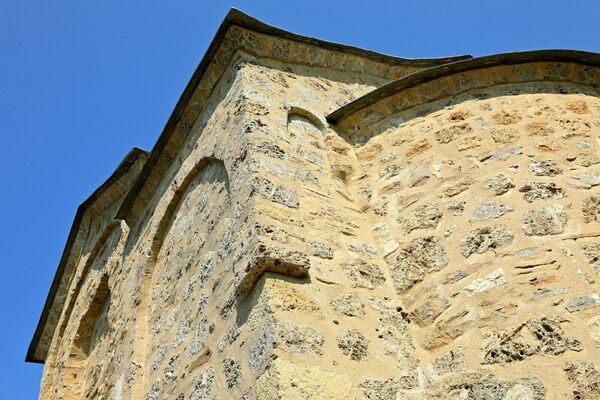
<box><xmin>236</xmin><ymin>243</ymin><xmax>311</xmax><ymax>294</ymax></box>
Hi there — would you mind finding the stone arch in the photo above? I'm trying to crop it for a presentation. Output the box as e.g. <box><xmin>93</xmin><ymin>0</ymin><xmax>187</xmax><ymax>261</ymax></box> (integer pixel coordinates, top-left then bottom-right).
<box><xmin>51</xmin><ymin>222</ymin><xmax>123</xmax><ymax>399</ymax></box>
<box><xmin>56</xmin><ymin>222</ymin><xmax>120</xmax><ymax>336</ymax></box>
<box><xmin>286</xmin><ymin>104</ymin><xmax>326</xmax><ymax>139</ymax></box>
<box><xmin>62</xmin><ymin>274</ymin><xmax>111</xmax><ymax>399</ymax></box>
<box><xmin>133</xmin><ymin>157</ymin><xmax>230</xmax><ymax>396</ymax></box>
<box><xmin>147</xmin><ymin>157</ymin><xmax>230</xmax><ymax>266</ymax></box>
<box><xmin>329</xmin><ymin>50</ymin><xmax>600</xmax><ymax>138</ymax></box>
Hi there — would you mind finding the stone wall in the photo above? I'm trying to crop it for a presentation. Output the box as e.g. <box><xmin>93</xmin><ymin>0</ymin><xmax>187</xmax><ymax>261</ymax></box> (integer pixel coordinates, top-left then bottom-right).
<box><xmin>36</xmin><ymin>48</ymin><xmax>404</xmax><ymax>399</ymax></box>
<box><xmin>326</xmin><ymin>90</ymin><xmax>600</xmax><ymax>399</ymax></box>
<box><xmin>235</xmin><ymin>69</ymin><xmax>600</xmax><ymax>399</ymax></box>
<box><xmin>32</xmin><ymin>16</ymin><xmax>600</xmax><ymax>400</ymax></box>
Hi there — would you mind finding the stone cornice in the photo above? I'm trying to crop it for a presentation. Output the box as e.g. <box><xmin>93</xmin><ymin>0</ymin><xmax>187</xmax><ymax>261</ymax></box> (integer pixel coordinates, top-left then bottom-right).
<box><xmin>114</xmin><ymin>8</ymin><xmax>471</xmax><ymax>224</ymax></box>
<box><xmin>27</xmin><ymin>8</ymin><xmax>472</xmax><ymax>364</ymax></box>
<box><xmin>328</xmin><ymin>50</ymin><xmax>600</xmax><ymax>130</ymax></box>
<box><xmin>26</xmin><ymin>148</ymin><xmax>148</xmax><ymax>363</ymax></box>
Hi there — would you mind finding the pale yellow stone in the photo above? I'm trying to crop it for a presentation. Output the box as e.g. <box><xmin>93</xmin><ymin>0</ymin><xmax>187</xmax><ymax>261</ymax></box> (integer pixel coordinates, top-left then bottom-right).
<box><xmin>28</xmin><ymin>9</ymin><xmax>600</xmax><ymax>400</ymax></box>
<box><xmin>256</xmin><ymin>358</ymin><xmax>352</xmax><ymax>400</ymax></box>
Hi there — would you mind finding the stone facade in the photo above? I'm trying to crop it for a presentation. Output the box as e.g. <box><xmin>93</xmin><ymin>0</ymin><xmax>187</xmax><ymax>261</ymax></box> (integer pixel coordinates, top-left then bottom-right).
<box><xmin>28</xmin><ymin>9</ymin><xmax>600</xmax><ymax>400</ymax></box>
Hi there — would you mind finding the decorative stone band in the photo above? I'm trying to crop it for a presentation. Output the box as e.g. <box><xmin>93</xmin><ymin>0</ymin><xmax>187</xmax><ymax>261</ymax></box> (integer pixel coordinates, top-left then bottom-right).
<box><xmin>328</xmin><ymin>50</ymin><xmax>600</xmax><ymax>135</ymax></box>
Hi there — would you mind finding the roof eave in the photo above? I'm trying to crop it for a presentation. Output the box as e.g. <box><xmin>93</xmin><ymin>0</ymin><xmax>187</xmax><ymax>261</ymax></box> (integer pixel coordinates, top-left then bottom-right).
<box><xmin>115</xmin><ymin>7</ymin><xmax>472</xmax><ymax>221</ymax></box>
<box><xmin>28</xmin><ymin>7</ymin><xmax>473</xmax><ymax>364</ymax></box>
<box><xmin>327</xmin><ymin>49</ymin><xmax>600</xmax><ymax>124</ymax></box>
<box><xmin>26</xmin><ymin>147</ymin><xmax>149</xmax><ymax>363</ymax></box>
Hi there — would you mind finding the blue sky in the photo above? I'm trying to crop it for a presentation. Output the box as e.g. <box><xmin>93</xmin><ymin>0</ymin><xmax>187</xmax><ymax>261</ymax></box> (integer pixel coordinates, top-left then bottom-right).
<box><xmin>1</xmin><ymin>0</ymin><xmax>599</xmax><ymax>398</ymax></box>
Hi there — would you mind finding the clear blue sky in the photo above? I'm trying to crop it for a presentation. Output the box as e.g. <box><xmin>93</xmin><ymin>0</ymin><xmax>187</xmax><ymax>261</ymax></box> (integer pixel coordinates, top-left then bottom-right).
<box><xmin>1</xmin><ymin>0</ymin><xmax>599</xmax><ymax>398</ymax></box>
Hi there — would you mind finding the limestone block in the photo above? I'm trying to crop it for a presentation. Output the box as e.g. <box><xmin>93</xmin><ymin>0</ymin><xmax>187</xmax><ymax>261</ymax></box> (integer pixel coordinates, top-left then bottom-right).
<box><xmin>564</xmin><ymin>362</ymin><xmax>600</xmax><ymax>399</ymax></box>
<box><xmin>470</xmin><ymin>202</ymin><xmax>513</xmax><ymax>222</ymax></box>
<box><xmin>330</xmin><ymin>293</ymin><xmax>365</xmax><ymax>318</ymax></box>
<box><xmin>529</xmin><ymin>160</ymin><xmax>563</xmax><ymax>176</ymax></box>
<box><xmin>519</xmin><ymin>182</ymin><xmax>565</xmax><ymax>202</ymax></box>
<box><xmin>336</xmin><ymin>329</ymin><xmax>369</xmax><ymax>361</ymax></box>
<box><xmin>459</xmin><ymin>225</ymin><xmax>514</xmax><ymax>257</ymax></box>
<box><xmin>398</xmin><ymin>202</ymin><xmax>442</xmax><ymax>233</ymax></box>
<box><xmin>565</xmin><ymin>294</ymin><xmax>600</xmax><ymax>312</ymax></box>
<box><xmin>483</xmin><ymin>172</ymin><xmax>515</xmax><ymax>195</ymax></box>
<box><xmin>255</xmin><ymin>359</ymin><xmax>352</xmax><ymax>400</ymax></box>
<box><xmin>391</xmin><ymin>236</ymin><xmax>449</xmax><ymax>292</ymax></box>
<box><xmin>521</xmin><ymin>205</ymin><xmax>568</xmax><ymax>236</ymax></box>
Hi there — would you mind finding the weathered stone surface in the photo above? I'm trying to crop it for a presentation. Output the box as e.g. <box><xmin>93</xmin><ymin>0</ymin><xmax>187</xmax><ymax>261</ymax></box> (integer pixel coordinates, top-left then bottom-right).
<box><xmin>431</xmin><ymin>348</ymin><xmax>465</xmax><ymax>376</ymax></box>
<box><xmin>274</xmin><ymin>321</ymin><xmax>324</xmax><ymax>355</ymax></box>
<box><xmin>337</xmin><ymin>329</ymin><xmax>369</xmax><ymax>361</ymax></box>
<box><xmin>407</xmin><ymin>160</ymin><xmax>430</xmax><ymax>187</ymax></box>
<box><xmin>408</xmin><ymin>293</ymin><xmax>450</xmax><ymax>326</ymax></box>
<box><xmin>307</xmin><ymin>240</ymin><xmax>334</xmax><ymax>259</ymax></box>
<box><xmin>223</xmin><ymin>357</ymin><xmax>241</xmax><ymax>390</ymax></box>
<box><xmin>31</xmin><ymin>14</ymin><xmax>600</xmax><ymax>400</ymax></box>
<box><xmin>258</xmin><ymin>276</ymin><xmax>320</xmax><ymax>314</ymax></box>
<box><xmin>330</xmin><ymin>293</ymin><xmax>365</xmax><ymax>317</ymax></box>
<box><xmin>463</xmin><ymin>268</ymin><xmax>506</xmax><ymax>294</ymax></box>
<box><xmin>441</xmin><ymin>177</ymin><xmax>475</xmax><ymax>197</ymax></box>
<box><xmin>248</xmin><ymin>322</ymin><xmax>275</xmax><ymax>374</ymax></box>
<box><xmin>493</xmin><ymin>109</ymin><xmax>522</xmax><ymax>125</ymax></box>
<box><xmin>490</xmin><ymin>127</ymin><xmax>519</xmax><ymax>143</ymax></box>
<box><xmin>447</xmin><ymin>200</ymin><xmax>465</xmax><ymax>216</ymax></box>
<box><xmin>252</xmin><ymin>176</ymin><xmax>300</xmax><ymax>208</ymax></box>
<box><xmin>565</xmin><ymin>293</ymin><xmax>600</xmax><ymax>312</ymax></box>
<box><xmin>459</xmin><ymin>225</ymin><xmax>514</xmax><ymax>257</ymax></box>
<box><xmin>521</xmin><ymin>204</ymin><xmax>568</xmax><ymax>236</ymax></box>
<box><xmin>582</xmin><ymin>193</ymin><xmax>600</xmax><ymax>223</ymax></box>
<box><xmin>255</xmin><ymin>358</ymin><xmax>352</xmax><ymax>399</ymax></box>
<box><xmin>482</xmin><ymin>144</ymin><xmax>523</xmax><ymax>162</ymax></box>
<box><xmin>567</xmin><ymin>171</ymin><xmax>600</xmax><ymax>189</ymax></box>
<box><xmin>434</xmin><ymin>123</ymin><xmax>472</xmax><ymax>143</ymax></box>
<box><xmin>529</xmin><ymin>160</ymin><xmax>563</xmax><ymax>176</ymax></box>
<box><xmin>398</xmin><ymin>373</ymin><xmax>545</xmax><ymax>400</ymax></box>
<box><xmin>482</xmin><ymin>317</ymin><xmax>582</xmax><ymax>365</ymax></box>
<box><xmin>398</xmin><ymin>202</ymin><xmax>442</xmax><ymax>233</ymax></box>
<box><xmin>391</xmin><ymin>236</ymin><xmax>449</xmax><ymax>292</ymax></box>
<box><xmin>359</xmin><ymin>378</ymin><xmax>399</xmax><ymax>400</ymax></box>
<box><xmin>483</xmin><ymin>172</ymin><xmax>515</xmax><ymax>195</ymax></box>
<box><xmin>582</xmin><ymin>243</ymin><xmax>600</xmax><ymax>270</ymax></box>
<box><xmin>575</xmin><ymin>153</ymin><xmax>600</xmax><ymax>167</ymax></box>
<box><xmin>564</xmin><ymin>362</ymin><xmax>600</xmax><ymax>400</ymax></box>
<box><xmin>405</xmin><ymin>139</ymin><xmax>431</xmax><ymax>158</ymax></box>
<box><xmin>344</xmin><ymin>260</ymin><xmax>385</xmax><ymax>289</ymax></box>
<box><xmin>189</xmin><ymin>367</ymin><xmax>215</xmax><ymax>400</ymax></box>
<box><xmin>470</xmin><ymin>201</ymin><xmax>513</xmax><ymax>221</ymax></box>
<box><xmin>587</xmin><ymin>316</ymin><xmax>600</xmax><ymax>347</ymax></box>
<box><xmin>519</xmin><ymin>182</ymin><xmax>565</xmax><ymax>202</ymax></box>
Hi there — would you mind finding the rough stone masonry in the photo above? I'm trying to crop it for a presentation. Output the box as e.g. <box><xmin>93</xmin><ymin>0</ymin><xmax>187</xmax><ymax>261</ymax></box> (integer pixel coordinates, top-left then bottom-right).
<box><xmin>28</xmin><ymin>9</ymin><xmax>600</xmax><ymax>400</ymax></box>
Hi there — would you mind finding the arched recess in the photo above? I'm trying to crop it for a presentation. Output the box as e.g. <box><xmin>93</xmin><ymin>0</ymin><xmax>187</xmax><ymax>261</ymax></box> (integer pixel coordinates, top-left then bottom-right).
<box><xmin>54</xmin><ymin>222</ymin><xmax>123</xmax><ymax>400</ymax></box>
<box><xmin>286</xmin><ymin>105</ymin><xmax>326</xmax><ymax>140</ymax></box>
<box><xmin>62</xmin><ymin>274</ymin><xmax>111</xmax><ymax>400</ymax></box>
<box><xmin>133</xmin><ymin>157</ymin><xmax>230</xmax><ymax>395</ymax></box>
<box><xmin>148</xmin><ymin>158</ymin><xmax>230</xmax><ymax>265</ymax></box>
<box><xmin>55</xmin><ymin>222</ymin><xmax>121</xmax><ymax>351</ymax></box>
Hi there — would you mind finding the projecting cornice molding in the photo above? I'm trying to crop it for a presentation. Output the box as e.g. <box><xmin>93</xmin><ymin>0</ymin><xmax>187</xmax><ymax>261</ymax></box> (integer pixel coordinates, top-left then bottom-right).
<box><xmin>327</xmin><ymin>50</ymin><xmax>600</xmax><ymax>131</ymax></box>
<box><xmin>26</xmin><ymin>148</ymin><xmax>148</xmax><ymax>363</ymax></box>
<box><xmin>28</xmin><ymin>8</ymin><xmax>471</xmax><ymax>365</ymax></box>
<box><xmin>113</xmin><ymin>8</ymin><xmax>471</xmax><ymax>225</ymax></box>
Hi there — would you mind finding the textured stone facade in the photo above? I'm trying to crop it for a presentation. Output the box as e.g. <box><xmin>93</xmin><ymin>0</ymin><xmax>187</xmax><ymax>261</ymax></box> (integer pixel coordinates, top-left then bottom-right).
<box><xmin>29</xmin><ymin>9</ymin><xmax>600</xmax><ymax>400</ymax></box>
